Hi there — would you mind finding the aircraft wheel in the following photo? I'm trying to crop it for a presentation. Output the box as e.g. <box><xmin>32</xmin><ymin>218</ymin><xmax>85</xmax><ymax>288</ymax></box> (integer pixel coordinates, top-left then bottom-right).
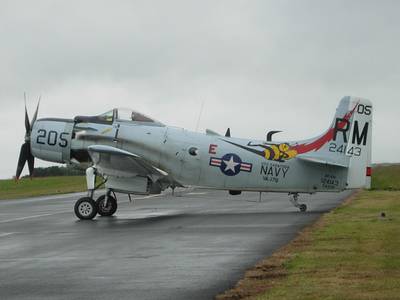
<box><xmin>96</xmin><ymin>195</ymin><xmax>118</xmax><ymax>217</ymax></box>
<box><xmin>299</xmin><ymin>204</ymin><xmax>307</xmax><ymax>212</ymax></box>
<box><xmin>74</xmin><ymin>197</ymin><xmax>98</xmax><ymax>220</ymax></box>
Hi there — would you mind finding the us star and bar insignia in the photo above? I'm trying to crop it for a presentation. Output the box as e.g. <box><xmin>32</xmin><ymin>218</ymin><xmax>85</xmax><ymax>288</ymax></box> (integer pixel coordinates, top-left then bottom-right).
<box><xmin>209</xmin><ymin>153</ymin><xmax>252</xmax><ymax>176</ymax></box>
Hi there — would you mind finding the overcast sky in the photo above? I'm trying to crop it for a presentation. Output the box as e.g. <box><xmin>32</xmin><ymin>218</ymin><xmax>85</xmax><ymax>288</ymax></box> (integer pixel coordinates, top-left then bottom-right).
<box><xmin>1</xmin><ymin>0</ymin><xmax>399</xmax><ymax>179</ymax></box>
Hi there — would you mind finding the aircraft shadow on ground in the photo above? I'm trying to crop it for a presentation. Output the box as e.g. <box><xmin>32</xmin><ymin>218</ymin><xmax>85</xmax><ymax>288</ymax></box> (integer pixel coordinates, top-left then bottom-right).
<box><xmin>73</xmin><ymin>209</ymin><xmax>328</xmax><ymax>229</ymax></box>
<box><xmin>74</xmin><ymin>213</ymin><xmax>185</xmax><ymax>227</ymax></box>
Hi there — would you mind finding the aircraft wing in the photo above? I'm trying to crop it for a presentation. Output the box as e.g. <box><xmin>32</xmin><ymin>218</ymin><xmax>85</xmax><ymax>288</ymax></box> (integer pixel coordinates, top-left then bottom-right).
<box><xmin>87</xmin><ymin>145</ymin><xmax>168</xmax><ymax>179</ymax></box>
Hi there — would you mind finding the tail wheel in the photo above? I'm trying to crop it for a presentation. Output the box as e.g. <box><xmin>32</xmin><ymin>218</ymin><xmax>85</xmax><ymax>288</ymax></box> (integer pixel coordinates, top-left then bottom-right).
<box><xmin>74</xmin><ymin>197</ymin><xmax>98</xmax><ymax>220</ymax></box>
<box><xmin>96</xmin><ymin>195</ymin><xmax>118</xmax><ymax>217</ymax></box>
<box><xmin>299</xmin><ymin>204</ymin><xmax>307</xmax><ymax>212</ymax></box>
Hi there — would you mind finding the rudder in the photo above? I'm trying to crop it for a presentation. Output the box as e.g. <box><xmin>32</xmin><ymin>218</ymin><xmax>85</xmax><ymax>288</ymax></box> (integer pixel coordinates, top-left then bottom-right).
<box><xmin>345</xmin><ymin>97</ymin><xmax>373</xmax><ymax>189</ymax></box>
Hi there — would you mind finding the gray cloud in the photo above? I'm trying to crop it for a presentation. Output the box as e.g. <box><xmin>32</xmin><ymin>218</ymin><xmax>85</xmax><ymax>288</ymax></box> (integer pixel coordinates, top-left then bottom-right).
<box><xmin>1</xmin><ymin>0</ymin><xmax>399</xmax><ymax>178</ymax></box>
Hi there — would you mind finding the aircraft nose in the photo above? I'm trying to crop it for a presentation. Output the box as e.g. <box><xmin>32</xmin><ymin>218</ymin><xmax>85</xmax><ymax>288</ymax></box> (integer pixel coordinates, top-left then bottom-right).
<box><xmin>31</xmin><ymin>118</ymin><xmax>75</xmax><ymax>163</ymax></box>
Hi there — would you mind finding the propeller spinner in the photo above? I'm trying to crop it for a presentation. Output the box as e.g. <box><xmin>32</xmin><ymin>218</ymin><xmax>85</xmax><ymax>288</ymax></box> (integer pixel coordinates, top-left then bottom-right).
<box><xmin>15</xmin><ymin>95</ymin><xmax>40</xmax><ymax>179</ymax></box>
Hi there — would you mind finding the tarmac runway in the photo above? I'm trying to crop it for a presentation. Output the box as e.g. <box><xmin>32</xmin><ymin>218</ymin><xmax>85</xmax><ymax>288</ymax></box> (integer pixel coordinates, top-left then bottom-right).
<box><xmin>0</xmin><ymin>189</ymin><xmax>352</xmax><ymax>300</ymax></box>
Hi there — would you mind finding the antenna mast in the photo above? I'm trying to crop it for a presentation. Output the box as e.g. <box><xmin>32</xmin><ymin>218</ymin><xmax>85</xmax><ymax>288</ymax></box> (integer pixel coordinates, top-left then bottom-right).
<box><xmin>195</xmin><ymin>100</ymin><xmax>205</xmax><ymax>132</ymax></box>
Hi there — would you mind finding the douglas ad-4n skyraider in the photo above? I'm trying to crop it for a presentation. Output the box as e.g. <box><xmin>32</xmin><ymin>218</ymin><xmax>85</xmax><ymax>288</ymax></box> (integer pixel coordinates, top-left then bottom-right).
<box><xmin>16</xmin><ymin>96</ymin><xmax>372</xmax><ymax>220</ymax></box>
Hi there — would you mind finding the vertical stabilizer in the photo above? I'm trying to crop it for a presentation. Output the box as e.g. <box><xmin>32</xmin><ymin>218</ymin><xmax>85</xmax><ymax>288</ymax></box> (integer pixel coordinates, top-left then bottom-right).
<box><xmin>293</xmin><ymin>96</ymin><xmax>372</xmax><ymax>189</ymax></box>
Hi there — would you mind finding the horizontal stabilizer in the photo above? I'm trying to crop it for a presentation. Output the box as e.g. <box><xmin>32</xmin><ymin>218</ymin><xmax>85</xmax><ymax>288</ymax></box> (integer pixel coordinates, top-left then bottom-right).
<box><xmin>297</xmin><ymin>154</ymin><xmax>348</xmax><ymax>168</ymax></box>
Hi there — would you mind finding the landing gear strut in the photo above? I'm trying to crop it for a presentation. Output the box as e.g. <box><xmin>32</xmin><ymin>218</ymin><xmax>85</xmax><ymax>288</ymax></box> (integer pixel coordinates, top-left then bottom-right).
<box><xmin>289</xmin><ymin>193</ymin><xmax>307</xmax><ymax>212</ymax></box>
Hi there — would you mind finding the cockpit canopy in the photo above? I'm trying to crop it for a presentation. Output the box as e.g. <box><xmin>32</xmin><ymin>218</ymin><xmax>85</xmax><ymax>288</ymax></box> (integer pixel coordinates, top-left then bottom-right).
<box><xmin>74</xmin><ymin>108</ymin><xmax>163</xmax><ymax>126</ymax></box>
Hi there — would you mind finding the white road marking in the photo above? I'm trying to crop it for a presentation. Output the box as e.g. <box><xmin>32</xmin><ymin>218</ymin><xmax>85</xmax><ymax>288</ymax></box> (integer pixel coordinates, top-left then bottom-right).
<box><xmin>0</xmin><ymin>192</ymin><xmax>88</xmax><ymax>205</ymax></box>
<box><xmin>0</xmin><ymin>232</ymin><xmax>16</xmax><ymax>238</ymax></box>
<box><xmin>0</xmin><ymin>213</ymin><xmax>64</xmax><ymax>224</ymax></box>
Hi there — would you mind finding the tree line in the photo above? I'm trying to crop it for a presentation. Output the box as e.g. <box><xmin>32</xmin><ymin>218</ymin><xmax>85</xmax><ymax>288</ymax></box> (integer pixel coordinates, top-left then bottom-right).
<box><xmin>22</xmin><ymin>165</ymin><xmax>85</xmax><ymax>178</ymax></box>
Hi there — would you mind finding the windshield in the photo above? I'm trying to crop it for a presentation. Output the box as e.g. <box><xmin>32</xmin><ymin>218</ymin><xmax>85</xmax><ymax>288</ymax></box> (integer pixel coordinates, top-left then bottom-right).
<box><xmin>98</xmin><ymin>110</ymin><xmax>114</xmax><ymax>123</ymax></box>
<box><xmin>74</xmin><ymin>109</ymin><xmax>114</xmax><ymax>124</ymax></box>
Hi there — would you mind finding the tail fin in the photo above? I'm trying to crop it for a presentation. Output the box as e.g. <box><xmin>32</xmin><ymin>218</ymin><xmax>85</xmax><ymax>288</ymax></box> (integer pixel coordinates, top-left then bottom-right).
<box><xmin>345</xmin><ymin>97</ymin><xmax>373</xmax><ymax>189</ymax></box>
<box><xmin>294</xmin><ymin>96</ymin><xmax>373</xmax><ymax>189</ymax></box>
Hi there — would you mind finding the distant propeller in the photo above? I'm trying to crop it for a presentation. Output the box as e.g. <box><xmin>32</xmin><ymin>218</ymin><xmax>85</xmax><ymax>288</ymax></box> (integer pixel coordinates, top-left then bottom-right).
<box><xmin>15</xmin><ymin>94</ymin><xmax>40</xmax><ymax>180</ymax></box>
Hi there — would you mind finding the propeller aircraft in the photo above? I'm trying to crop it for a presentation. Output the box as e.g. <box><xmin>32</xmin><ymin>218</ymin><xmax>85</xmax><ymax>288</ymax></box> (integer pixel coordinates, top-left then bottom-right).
<box><xmin>16</xmin><ymin>96</ymin><xmax>373</xmax><ymax>220</ymax></box>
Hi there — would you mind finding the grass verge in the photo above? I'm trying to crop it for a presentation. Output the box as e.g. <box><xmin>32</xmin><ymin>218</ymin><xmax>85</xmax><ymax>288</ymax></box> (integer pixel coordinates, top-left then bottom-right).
<box><xmin>371</xmin><ymin>164</ymin><xmax>400</xmax><ymax>190</ymax></box>
<box><xmin>0</xmin><ymin>176</ymin><xmax>87</xmax><ymax>200</ymax></box>
<box><xmin>217</xmin><ymin>190</ymin><xmax>400</xmax><ymax>300</ymax></box>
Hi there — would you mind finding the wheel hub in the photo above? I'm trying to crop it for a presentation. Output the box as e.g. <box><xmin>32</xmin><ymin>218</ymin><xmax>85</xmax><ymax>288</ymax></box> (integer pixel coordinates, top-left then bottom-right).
<box><xmin>100</xmin><ymin>200</ymin><xmax>111</xmax><ymax>212</ymax></box>
<box><xmin>78</xmin><ymin>202</ymin><xmax>93</xmax><ymax>216</ymax></box>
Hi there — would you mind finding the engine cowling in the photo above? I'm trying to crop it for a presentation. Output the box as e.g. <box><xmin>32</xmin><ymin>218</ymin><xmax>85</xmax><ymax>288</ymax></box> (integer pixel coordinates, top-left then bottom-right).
<box><xmin>30</xmin><ymin>118</ymin><xmax>74</xmax><ymax>163</ymax></box>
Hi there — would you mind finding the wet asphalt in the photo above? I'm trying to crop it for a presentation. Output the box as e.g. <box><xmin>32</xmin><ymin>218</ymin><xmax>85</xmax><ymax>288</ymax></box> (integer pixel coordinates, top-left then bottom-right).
<box><xmin>0</xmin><ymin>189</ymin><xmax>352</xmax><ymax>300</ymax></box>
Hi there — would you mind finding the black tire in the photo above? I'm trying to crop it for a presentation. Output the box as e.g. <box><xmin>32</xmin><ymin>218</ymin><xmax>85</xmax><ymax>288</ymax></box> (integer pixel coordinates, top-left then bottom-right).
<box><xmin>299</xmin><ymin>204</ymin><xmax>307</xmax><ymax>212</ymax></box>
<box><xmin>74</xmin><ymin>197</ymin><xmax>98</xmax><ymax>220</ymax></box>
<box><xmin>96</xmin><ymin>195</ymin><xmax>118</xmax><ymax>217</ymax></box>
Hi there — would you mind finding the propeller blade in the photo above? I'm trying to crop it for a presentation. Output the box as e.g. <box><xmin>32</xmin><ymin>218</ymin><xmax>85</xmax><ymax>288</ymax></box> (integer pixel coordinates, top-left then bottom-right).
<box><xmin>30</xmin><ymin>96</ymin><xmax>41</xmax><ymax>130</ymax></box>
<box><xmin>16</xmin><ymin>142</ymin><xmax>30</xmax><ymax>179</ymax></box>
<box><xmin>24</xmin><ymin>93</ymin><xmax>31</xmax><ymax>134</ymax></box>
<box><xmin>27</xmin><ymin>147</ymin><xmax>35</xmax><ymax>177</ymax></box>
<box><xmin>17</xmin><ymin>94</ymin><xmax>37</xmax><ymax>179</ymax></box>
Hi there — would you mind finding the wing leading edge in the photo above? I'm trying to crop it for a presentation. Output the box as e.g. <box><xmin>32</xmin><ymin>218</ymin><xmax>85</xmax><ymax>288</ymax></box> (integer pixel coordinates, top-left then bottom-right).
<box><xmin>87</xmin><ymin>145</ymin><xmax>168</xmax><ymax>179</ymax></box>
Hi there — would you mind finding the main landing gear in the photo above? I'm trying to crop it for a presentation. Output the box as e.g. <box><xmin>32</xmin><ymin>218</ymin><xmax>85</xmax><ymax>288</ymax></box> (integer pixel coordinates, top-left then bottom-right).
<box><xmin>74</xmin><ymin>191</ymin><xmax>118</xmax><ymax>220</ymax></box>
<box><xmin>74</xmin><ymin>167</ymin><xmax>118</xmax><ymax>220</ymax></box>
<box><xmin>289</xmin><ymin>193</ymin><xmax>307</xmax><ymax>212</ymax></box>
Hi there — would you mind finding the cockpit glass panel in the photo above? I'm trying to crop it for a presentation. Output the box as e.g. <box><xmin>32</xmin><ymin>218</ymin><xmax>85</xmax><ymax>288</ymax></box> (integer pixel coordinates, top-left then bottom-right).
<box><xmin>115</xmin><ymin>109</ymin><xmax>129</xmax><ymax>121</ymax></box>
<box><xmin>98</xmin><ymin>110</ymin><xmax>114</xmax><ymax>123</ymax></box>
<box><xmin>115</xmin><ymin>108</ymin><xmax>158</xmax><ymax>123</ymax></box>
<box><xmin>75</xmin><ymin>108</ymin><xmax>163</xmax><ymax>126</ymax></box>
<box><xmin>132</xmin><ymin>112</ymin><xmax>154</xmax><ymax>122</ymax></box>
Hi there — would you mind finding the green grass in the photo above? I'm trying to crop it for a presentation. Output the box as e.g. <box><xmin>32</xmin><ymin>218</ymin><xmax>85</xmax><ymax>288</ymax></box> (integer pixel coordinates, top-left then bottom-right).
<box><xmin>254</xmin><ymin>190</ymin><xmax>400</xmax><ymax>300</ymax></box>
<box><xmin>0</xmin><ymin>176</ymin><xmax>87</xmax><ymax>200</ymax></box>
<box><xmin>371</xmin><ymin>164</ymin><xmax>400</xmax><ymax>190</ymax></box>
